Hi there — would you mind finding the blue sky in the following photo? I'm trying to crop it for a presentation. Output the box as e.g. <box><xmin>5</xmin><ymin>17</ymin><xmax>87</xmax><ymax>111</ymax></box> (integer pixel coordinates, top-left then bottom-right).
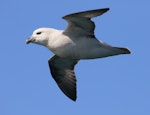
<box><xmin>0</xmin><ymin>0</ymin><xmax>150</xmax><ymax>115</ymax></box>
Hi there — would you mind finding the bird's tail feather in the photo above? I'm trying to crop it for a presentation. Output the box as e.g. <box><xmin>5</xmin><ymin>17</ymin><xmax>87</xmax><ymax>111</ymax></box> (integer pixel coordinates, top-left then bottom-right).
<box><xmin>94</xmin><ymin>46</ymin><xmax>131</xmax><ymax>59</ymax></box>
<box><xmin>114</xmin><ymin>47</ymin><xmax>131</xmax><ymax>54</ymax></box>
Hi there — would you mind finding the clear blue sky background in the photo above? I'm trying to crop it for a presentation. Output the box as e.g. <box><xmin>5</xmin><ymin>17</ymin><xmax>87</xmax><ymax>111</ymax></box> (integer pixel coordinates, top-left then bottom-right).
<box><xmin>0</xmin><ymin>0</ymin><xmax>149</xmax><ymax>115</ymax></box>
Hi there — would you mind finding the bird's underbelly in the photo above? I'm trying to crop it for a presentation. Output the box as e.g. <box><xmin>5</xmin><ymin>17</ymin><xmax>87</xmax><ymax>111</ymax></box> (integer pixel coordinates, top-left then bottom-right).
<box><xmin>50</xmin><ymin>38</ymin><xmax>111</xmax><ymax>59</ymax></box>
<box><xmin>47</xmin><ymin>35</ymin><xmax>119</xmax><ymax>59</ymax></box>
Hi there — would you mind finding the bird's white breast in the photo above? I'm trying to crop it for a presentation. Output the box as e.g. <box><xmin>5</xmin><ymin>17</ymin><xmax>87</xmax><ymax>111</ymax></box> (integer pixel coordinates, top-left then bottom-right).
<box><xmin>46</xmin><ymin>30</ymin><xmax>77</xmax><ymax>57</ymax></box>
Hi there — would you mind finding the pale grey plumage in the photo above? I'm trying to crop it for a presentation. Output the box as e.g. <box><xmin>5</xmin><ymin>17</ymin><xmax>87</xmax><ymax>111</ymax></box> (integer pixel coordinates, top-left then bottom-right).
<box><xmin>26</xmin><ymin>8</ymin><xmax>131</xmax><ymax>101</ymax></box>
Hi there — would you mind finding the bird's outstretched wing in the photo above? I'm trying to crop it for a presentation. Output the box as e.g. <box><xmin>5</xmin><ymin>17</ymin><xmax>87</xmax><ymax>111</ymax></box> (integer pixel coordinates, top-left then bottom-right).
<box><xmin>48</xmin><ymin>55</ymin><xmax>79</xmax><ymax>101</ymax></box>
<box><xmin>63</xmin><ymin>8</ymin><xmax>109</xmax><ymax>37</ymax></box>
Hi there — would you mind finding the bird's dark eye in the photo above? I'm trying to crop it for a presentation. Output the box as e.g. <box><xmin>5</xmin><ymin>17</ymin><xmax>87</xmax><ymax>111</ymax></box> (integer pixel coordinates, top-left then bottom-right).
<box><xmin>36</xmin><ymin>32</ymin><xmax>42</xmax><ymax>35</ymax></box>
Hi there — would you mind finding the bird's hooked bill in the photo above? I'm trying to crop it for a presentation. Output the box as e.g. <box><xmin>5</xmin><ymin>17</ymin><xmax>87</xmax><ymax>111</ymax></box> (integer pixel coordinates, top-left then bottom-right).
<box><xmin>26</xmin><ymin>37</ymin><xmax>33</xmax><ymax>44</ymax></box>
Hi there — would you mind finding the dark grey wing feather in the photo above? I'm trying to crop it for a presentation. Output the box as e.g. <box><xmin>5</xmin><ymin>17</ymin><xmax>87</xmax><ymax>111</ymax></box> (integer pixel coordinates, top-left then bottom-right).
<box><xmin>63</xmin><ymin>8</ymin><xmax>109</xmax><ymax>36</ymax></box>
<box><xmin>48</xmin><ymin>55</ymin><xmax>79</xmax><ymax>101</ymax></box>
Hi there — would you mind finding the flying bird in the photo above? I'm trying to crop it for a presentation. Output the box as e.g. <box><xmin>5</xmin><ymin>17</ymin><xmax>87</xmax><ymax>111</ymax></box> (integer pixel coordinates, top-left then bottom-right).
<box><xmin>26</xmin><ymin>8</ymin><xmax>131</xmax><ymax>101</ymax></box>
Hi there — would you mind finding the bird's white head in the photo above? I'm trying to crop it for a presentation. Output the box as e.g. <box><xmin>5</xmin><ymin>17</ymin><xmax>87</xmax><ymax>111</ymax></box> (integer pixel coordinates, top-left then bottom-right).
<box><xmin>26</xmin><ymin>28</ymin><xmax>56</xmax><ymax>46</ymax></box>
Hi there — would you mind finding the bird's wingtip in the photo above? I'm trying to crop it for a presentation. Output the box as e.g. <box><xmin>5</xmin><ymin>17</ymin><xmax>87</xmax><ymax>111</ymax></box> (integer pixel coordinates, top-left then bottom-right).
<box><xmin>71</xmin><ymin>96</ymin><xmax>77</xmax><ymax>101</ymax></box>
